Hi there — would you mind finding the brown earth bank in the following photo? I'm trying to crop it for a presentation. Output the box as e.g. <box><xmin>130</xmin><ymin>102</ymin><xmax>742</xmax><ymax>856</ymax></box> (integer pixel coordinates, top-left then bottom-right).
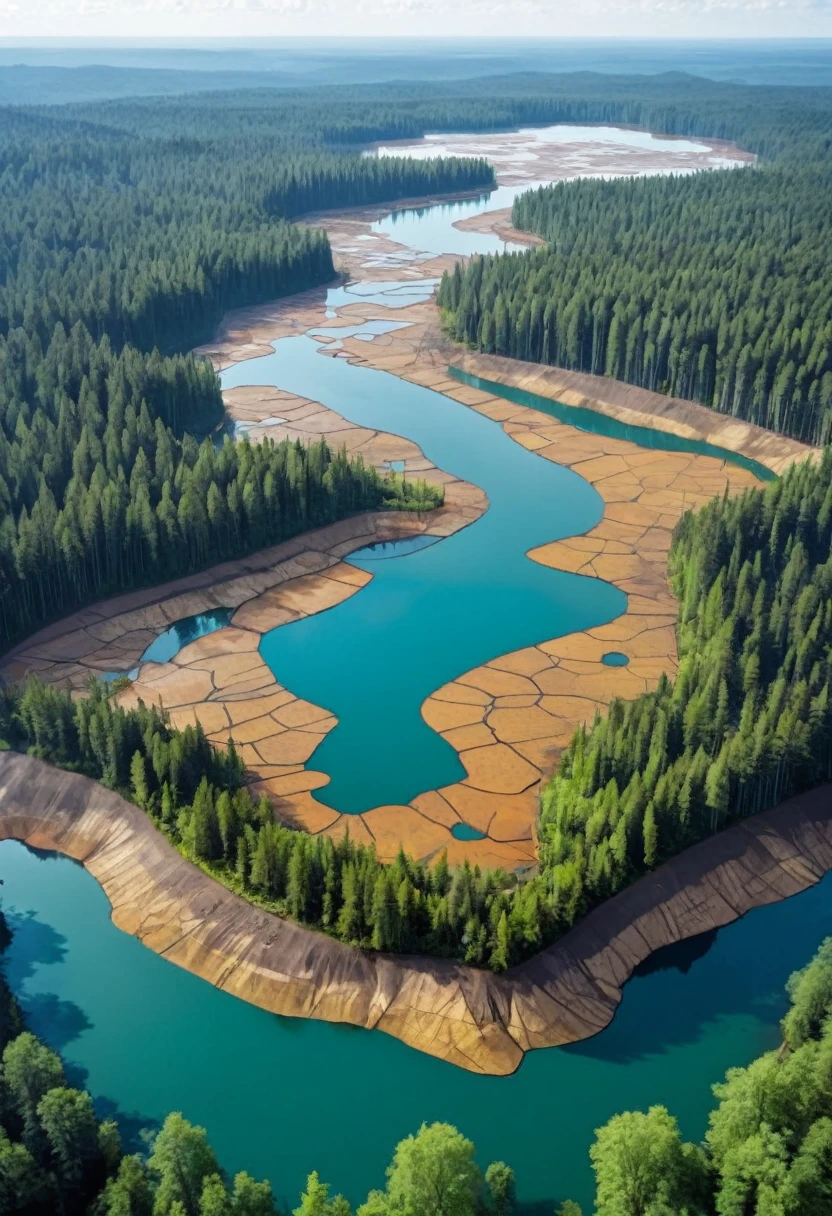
<box><xmin>1</xmin><ymin>749</ymin><xmax>830</xmax><ymax>1076</ymax></box>
<box><xmin>452</xmin><ymin>208</ymin><xmax>545</xmax><ymax>247</ymax></box>
<box><xmin>446</xmin><ymin>348</ymin><xmax>817</xmax><ymax>477</ymax></box>
<box><xmin>3</xmin><ymin>127</ymin><xmax>815</xmax><ymax>870</ymax></box>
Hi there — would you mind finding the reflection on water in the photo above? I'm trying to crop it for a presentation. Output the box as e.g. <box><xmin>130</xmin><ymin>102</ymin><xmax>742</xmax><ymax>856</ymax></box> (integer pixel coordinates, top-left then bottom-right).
<box><xmin>451</xmin><ymin>368</ymin><xmax>777</xmax><ymax>483</ymax></box>
<box><xmin>2</xmin><ymin>839</ymin><xmax>831</xmax><ymax>1213</ymax></box>
<box><xmin>103</xmin><ymin>608</ymin><xmax>233</xmax><ymax>682</ymax></box>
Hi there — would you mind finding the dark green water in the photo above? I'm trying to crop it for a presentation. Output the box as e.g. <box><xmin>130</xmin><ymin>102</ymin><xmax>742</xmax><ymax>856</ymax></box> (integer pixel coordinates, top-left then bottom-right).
<box><xmin>449</xmin><ymin>369</ymin><xmax>777</xmax><ymax>483</ymax></box>
<box><xmin>4</xmin><ymin>839</ymin><xmax>831</xmax><ymax>1213</ymax></box>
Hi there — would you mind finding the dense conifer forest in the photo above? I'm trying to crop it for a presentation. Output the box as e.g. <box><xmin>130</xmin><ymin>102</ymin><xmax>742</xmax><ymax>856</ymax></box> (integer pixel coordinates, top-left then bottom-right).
<box><xmin>0</xmin><ymin>90</ymin><xmax>488</xmax><ymax>649</ymax></box>
<box><xmin>438</xmin><ymin>166</ymin><xmax>832</xmax><ymax>443</ymax></box>
<box><xmin>4</xmin><ymin>448</ymin><xmax>831</xmax><ymax>970</ymax></box>
<box><xmin>3</xmin><ymin>70</ymin><xmax>831</xmax><ymax>646</ymax></box>
<box><xmin>3</xmin><ymin>73</ymin><xmax>832</xmax><ymax>969</ymax></box>
<box><xmin>535</xmin><ymin>449</ymin><xmax>832</xmax><ymax>936</ymax></box>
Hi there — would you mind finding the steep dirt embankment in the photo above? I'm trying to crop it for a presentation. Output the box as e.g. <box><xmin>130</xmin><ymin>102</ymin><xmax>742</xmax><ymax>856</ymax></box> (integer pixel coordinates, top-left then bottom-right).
<box><xmin>2</xmin><ymin>750</ymin><xmax>831</xmax><ymax>1076</ymax></box>
<box><xmin>448</xmin><ymin>349</ymin><xmax>816</xmax><ymax>477</ymax></box>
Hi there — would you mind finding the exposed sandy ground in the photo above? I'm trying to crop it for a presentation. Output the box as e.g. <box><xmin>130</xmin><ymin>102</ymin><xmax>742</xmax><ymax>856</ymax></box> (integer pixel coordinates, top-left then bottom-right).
<box><xmin>6</xmin><ymin>125</ymin><xmax>813</xmax><ymax>870</ymax></box>
<box><xmin>3</xmin><ymin>750</ymin><xmax>831</xmax><ymax>1075</ymax></box>
<box><xmin>370</xmin><ymin>127</ymin><xmax>753</xmax><ymax>188</ymax></box>
<box><xmin>7</xmin><ymin>295</ymin><xmax>766</xmax><ymax>869</ymax></box>
<box><xmin>453</xmin><ymin>208</ymin><xmax>545</xmax><ymax>246</ymax></box>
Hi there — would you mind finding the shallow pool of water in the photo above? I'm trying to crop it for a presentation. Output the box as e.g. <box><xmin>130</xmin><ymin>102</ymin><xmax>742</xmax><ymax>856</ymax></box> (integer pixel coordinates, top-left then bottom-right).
<box><xmin>372</xmin><ymin>182</ymin><xmax>538</xmax><ymax>258</ymax></box>
<box><xmin>105</xmin><ymin>609</ymin><xmax>232</xmax><ymax>681</ymax></box>
<box><xmin>451</xmin><ymin>822</ymin><xmax>487</xmax><ymax>841</ymax></box>
<box><xmin>3</xmin><ymin>839</ymin><xmax>829</xmax><ymax>1214</ymax></box>
<box><xmin>601</xmin><ymin>652</ymin><xmax>630</xmax><ymax>667</ymax></box>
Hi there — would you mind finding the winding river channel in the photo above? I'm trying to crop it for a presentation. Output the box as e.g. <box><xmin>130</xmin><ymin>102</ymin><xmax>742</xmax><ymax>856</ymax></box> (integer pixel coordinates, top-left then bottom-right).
<box><xmin>4</xmin><ymin>126</ymin><xmax>826</xmax><ymax>1212</ymax></box>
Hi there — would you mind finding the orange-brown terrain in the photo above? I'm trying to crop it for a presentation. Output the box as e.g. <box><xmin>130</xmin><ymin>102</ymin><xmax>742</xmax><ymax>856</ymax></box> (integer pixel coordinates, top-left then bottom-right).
<box><xmin>2</xmin><ymin>750</ymin><xmax>830</xmax><ymax>1074</ymax></box>
<box><xmin>3</xmin><ymin>127</ymin><xmax>816</xmax><ymax>869</ymax></box>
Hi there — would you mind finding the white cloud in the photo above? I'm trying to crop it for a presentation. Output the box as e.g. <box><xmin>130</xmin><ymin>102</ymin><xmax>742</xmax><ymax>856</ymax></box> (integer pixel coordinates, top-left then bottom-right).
<box><xmin>0</xmin><ymin>0</ymin><xmax>830</xmax><ymax>40</ymax></box>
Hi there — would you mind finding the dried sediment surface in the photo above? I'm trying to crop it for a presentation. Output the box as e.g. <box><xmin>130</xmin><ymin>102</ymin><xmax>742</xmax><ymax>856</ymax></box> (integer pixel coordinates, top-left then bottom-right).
<box><xmin>4</xmin><ymin>290</ymin><xmax>774</xmax><ymax>870</ymax></box>
<box><xmin>453</xmin><ymin>208</ymin><xmax>545</xmax><ymax>247</ymax></box>
<box><xmin>448</xmin><ymin>349</ymin><xmax>816</xmax><ymax>477</ymax></box>
<box><xmin>0</xmin><ymin>502</ymin><xmax>483</xmax><ymax>695</ymax></box>
<box><xmin>369</xmin><ymin>128</ymin><xmax>753</xmax><ymax>187</ymax></box>
<box><xmin>1</xmin><ymin>749</ymin><xmax>830</xmax><ymax>1076</ymax></box>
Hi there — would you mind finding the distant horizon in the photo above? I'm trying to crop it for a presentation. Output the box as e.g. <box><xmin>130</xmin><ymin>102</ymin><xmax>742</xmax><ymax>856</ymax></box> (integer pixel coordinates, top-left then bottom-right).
<box><xmin>1</xmin><ymin>36</ymin><xmax>831</xmax><ymax>47</ymax></box>
<box><xmin>0</xmin><ymin>35</ymin><xmax>830</xmax><ymax>42</ymax></box>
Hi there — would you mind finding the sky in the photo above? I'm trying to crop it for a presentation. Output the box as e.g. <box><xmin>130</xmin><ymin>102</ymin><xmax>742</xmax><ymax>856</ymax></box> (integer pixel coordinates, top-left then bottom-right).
<box><xmin>0</xmin><ymin>1</ymin><xmax>830</xmax><ymax>41</ymax></box>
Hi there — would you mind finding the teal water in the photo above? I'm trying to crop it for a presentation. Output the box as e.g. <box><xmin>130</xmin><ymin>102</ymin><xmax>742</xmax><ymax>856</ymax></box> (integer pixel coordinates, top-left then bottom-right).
<box><xmin>220</xmin><ymin>330</ymin><xmax>773</xmax><ymax>815</ymax></box>
<box><xmin>104</xmin><ymin>608</ymin><xmax>232</xmax><ymax>681</ymax></box>
<box><xmin>222</xmin><ymin>333</ymin><xmax>625</xmax><ymax>813</ymax></box>
<box><xmin>451</xmin><ymin>822</ymin><xmax>487</xmax><ymax>841</ymax></box>
<box><xmin>3</xmin><ymin>839</ymin><xmax>831</xmax><ymax>1214</ymax></box>
<box><xmin>450</xmin><ymin>369</ymin><xmax>778</xmax><ymax>483</ymax></box>
<box><xmin>602</xmin><ymin>652</ymin><xmax>630</xmax><ymax>668</ymax></box>
<box><xmin>142</xmin><ymin>609</ymin><xmax>233</xmax><ymax>665</ymax></box>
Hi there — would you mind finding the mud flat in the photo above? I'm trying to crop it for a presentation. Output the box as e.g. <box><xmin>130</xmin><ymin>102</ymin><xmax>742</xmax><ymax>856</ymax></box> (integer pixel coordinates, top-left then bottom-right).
<box><xmin>369</xmin><ymin>126</ymin><xmax>754</xmax><ymax>186</ymax></box>
<box><xmin>3</xmin><ymin>326</ymin><xmax>763</xmax><ymax>869</ymax></box>
<box><xmin>447</xmin><ymin>349</ymin><xmax>818</xmax><ymax>477</ymax></box>
<box><xmin>453</xmin><ymin>208</ymin><xmax>545</xmax><ymax>246</ymax></box>
<box><xmin>3</xmin><ymin>122</ymin><xmax>813</xmax><ymax>870</ymax></box>
<box><xmin>1</xmin><ymin>749</ymin><xmax>830</xmax><ymax>1076</ymax></box>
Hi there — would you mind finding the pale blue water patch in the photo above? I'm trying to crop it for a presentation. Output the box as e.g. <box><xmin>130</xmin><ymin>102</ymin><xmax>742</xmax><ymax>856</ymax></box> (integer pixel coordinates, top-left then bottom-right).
<box><xmin>3</xmin><ymin>840</ymin><xmax>832</xmax><ymax>1214</ymax></box>
<box><xmin>602</xmin><ymin>652</ymin><xmax>630</xmax><ymax>667</ymax></box>
<box><xmin>222</xmin><ymin>335</ymin><xmax>625</xmax><ymax>814</ymax></box>
<box><xmin>310</xmin><ymin>320</ymin><xmax>411</xmax><ymax>344</ymax></box>
<box><xmin>325</xmin><ymin>279</ymin><xmax>439</xmax><ymax>309</ymax></box>
<box><xmin>372</xmin><ymin>182</ymin><xmax>542</xmax><ymax>259</ymax></box>
<box><xmin>450</xmin><ymin>369</ymin><xmax>778</xmax><ymax>483</ymax></box>
<box><xmin>371</xmin><ymin>126</ymin><xmax>714</xmax><ymax>163</ymax></box>
<box><xmin>103</xmin><ymin>609</ymin><xmax>233</xmax><ymax>682</ymax></box>
<box><xmin>525</xmin><ymin>125</ymin><xmax>713</xmax><ymax>154</ymax></box>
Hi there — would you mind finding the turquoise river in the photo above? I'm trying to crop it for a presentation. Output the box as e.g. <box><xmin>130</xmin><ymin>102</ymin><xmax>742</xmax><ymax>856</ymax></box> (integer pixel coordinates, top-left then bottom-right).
<box><xmin>4</xmin><ymin>126</ymin><xmax>820</xmax><ymax>1214</ymax></box>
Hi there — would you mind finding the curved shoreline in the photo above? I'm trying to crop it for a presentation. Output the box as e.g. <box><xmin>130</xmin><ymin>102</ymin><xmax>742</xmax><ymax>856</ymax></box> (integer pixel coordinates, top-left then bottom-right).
<box><xmin>1</xmin><ymin>750</ymin><xmax>830</xmax><ymax>1075</ymax></box>
<box><xmin>5</xmin><ymin>176</ymin><xmax>804</xmax><ymax>866</ymax></box>
<box><xmin>445</xmin><ymin>348</ymin><xmax>817</xmax><ymax>477</ymax></box>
